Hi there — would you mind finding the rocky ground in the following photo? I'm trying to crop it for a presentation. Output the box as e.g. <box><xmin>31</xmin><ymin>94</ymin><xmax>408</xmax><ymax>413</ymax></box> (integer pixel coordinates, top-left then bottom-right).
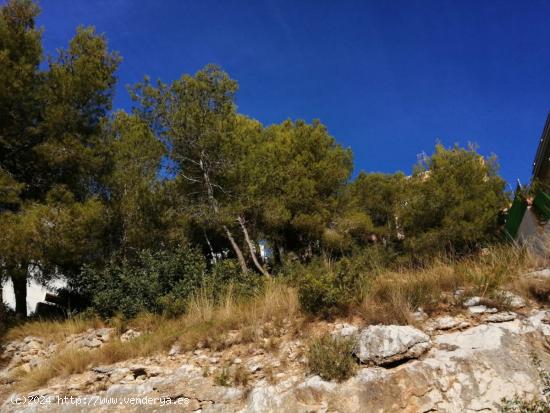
<box><xmin>1</xmin><ymin>281</ymin><xmax>549</xmax><ymax>412</ymax></box>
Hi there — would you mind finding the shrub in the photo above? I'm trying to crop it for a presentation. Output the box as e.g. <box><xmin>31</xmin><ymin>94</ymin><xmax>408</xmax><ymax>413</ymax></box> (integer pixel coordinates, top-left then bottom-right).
<box><xmin>73</xmin><ymin>246</ymin><xmax>207</xmax><ymax>318</ymax></box>
<box><xmin>296</xmin><ymin>257</ymin><xmax>365</xmax><ymax>316</ymax></box>
<box><xmin>307</xmin><ymin>334</ymin><xmax>357</xmax><ymax>382</ymax></box>
<box><xmin>204</xmin><ymin>259</ymin><xmax>264</xmax><ymax>303</ymax></box>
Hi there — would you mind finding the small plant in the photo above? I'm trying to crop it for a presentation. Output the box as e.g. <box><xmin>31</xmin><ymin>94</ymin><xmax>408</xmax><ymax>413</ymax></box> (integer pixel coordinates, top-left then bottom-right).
<box><xmin>215</xmin><ymin>367</ymin><xmax>231</xmax><ymax>387</ymax></box>
<box><xmin>232</xmin><ymin>365</ymin><xmax>251</xmax><ymax>387</ymax></box>
<box><xmin>498</xmin><ymin>353</ymin><xmax>550</xmax><ymax>413</ymax></box>
<box><xmin>307</xmin><ymin>334</ymin><xmax>357</xmax><ymax>382</ymax></box>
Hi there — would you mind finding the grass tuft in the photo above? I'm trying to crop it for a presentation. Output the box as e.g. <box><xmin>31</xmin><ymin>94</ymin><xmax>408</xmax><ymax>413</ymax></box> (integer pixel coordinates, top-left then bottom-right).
<box><xmin>4</xmin><ymin>316</ymin><xmax>104</xmax><ymax>343</ymax></box>
<box><xmin>307</xmin><ymin>333</ymin><xmax>357</xmax><ymax>382</ymax></box>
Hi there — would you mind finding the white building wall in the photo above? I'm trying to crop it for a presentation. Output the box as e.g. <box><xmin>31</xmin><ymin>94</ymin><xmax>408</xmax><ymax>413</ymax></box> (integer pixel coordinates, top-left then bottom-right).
<box><xmin>517</xmin><ymin>206</ymin><xmax>550</xmax><ymax>252</ymax></box>
<box><xmin>2</xmin><ymin>278</ymin><xmax>66</xmax><ymax>316</ymax></box>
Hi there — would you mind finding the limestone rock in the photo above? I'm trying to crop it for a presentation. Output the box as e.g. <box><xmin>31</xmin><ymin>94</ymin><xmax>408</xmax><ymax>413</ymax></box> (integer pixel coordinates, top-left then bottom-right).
<box><xmin>501</xmin><ymin>291</ymin><xmax>526</xmax><ymax>308</ymax></box>
<box><xmin>426</xmin><ymin>315</ymin><xmax>469</xmax><ymax>331</ymax></box>
<box><xmin>65</xmin><ymin>327</ymin><xmax>115</xmax><ymax>350</ymax></box>
<box><xmin>120</xmin><ymin>329</ymin><xmax>142</xmax><ymax>342</ymax></box>
<box><xmin>484</xmin><ymin>311</ymin><xmax>517</xmax><ymax>323</ymax></box>
<box><xmin>169</xmin><ymin>343</ymin><xmax>181</xmax><ymax>356</ymax></box>
<box><xmin>354</xmin><ymin>325</ymin><xmax>431</xmax><ymax>365</ymax></box>
<box><xmin>463</xmin><ymin>296</ymin><xmax>482</xmax><ymax>307</ymax></box>
<box><xmin>331</xmin><ymin>323</ymin><xmax>359</xmax><ymax>338</ymax></box>
<box><xmin>524</xmin><ymin>268</ymin><xmax>550</xmax><ymax>279</ymax></box>
<box><xmin>468</xmin><ymin>305</ymin><xmax>497</xmax><ymax>314</ymax></box>
<box><xmin>2</xmin><ymin>313</ymin><xmax>550</xmax><ymax>413</ymax></box>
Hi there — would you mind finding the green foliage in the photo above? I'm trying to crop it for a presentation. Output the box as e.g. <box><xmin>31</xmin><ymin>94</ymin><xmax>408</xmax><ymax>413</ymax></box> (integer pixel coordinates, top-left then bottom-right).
<box><xmin>203</xmin><ymin>259</ymin><xmax>264</xmax><ymax>302</ymax></box>
<box><xmin>400</xmin><ymin>144</ymin><xmax>506</xmax><ymax>256</ymax></box>
<box><xmin>0</xmin><ymin>0</ymin><xmax>120</xmax><ymax>316</ymax></box>
<box><xmin>348</xmin><ymin>172</ymin><xmax>407</xmax><ymax>238</ymax></box>
<box><xmin>215</xmin><ymin>367</ymin><xmax>231</xmax><ymax>387</ymax></box>
<box><xmin>100</xmin><ymin>111</ymin><xmax>168</xmax><ymax>252</ymax></box>
<box><xmin>0</xmin><ymin>187</ymin><xmax>106</xmax><ymax>279</ymax></box>
<box><xmin>253</xmin><ymin>120</ymin><xmax>353</xmax><ymax>254</ymax></box>
<box><xmin>295</xmin><ymin>257</ymin><xmax>366</xmax><ymax>316</ymax></box>
<box><xmin>0</xmin><ymin>0</ymin><xmax>512</xmax><ymax>322</ymax></box>
<box><xmin>307</xmin><ymin>334</ymin><xmax>357</xmax><ymax>382</ymax></box>
<box><xmin>74</xmin><ymin>245</ymin><xmax>262</xmax><ymax>319</ymax></box>
<box><xmin>75</xmin><ymin>247</ymin><xmax>207</xmax><ymax>318</ymax></box>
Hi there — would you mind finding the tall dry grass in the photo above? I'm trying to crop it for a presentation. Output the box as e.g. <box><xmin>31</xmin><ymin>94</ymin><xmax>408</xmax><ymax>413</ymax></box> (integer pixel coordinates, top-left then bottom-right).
<box><xmin>360</xmin><ymin>243</ymin><xmax>543</xmax><ymax>325</ymax></box>
<box><xmin>4</xmin><ymin>316</ymin><xmax>105</xmax><ymax>343</ymax></box>
<box><xmin>16</xmin><ymin>280</ymin><xmax>300</xmax><ymax>391</ymax></box>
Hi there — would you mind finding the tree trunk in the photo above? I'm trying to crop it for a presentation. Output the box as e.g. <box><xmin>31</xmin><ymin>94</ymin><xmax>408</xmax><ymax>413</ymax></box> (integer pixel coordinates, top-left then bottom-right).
<box><xmin>223</xmin><ymin>225</ymin><xmax>248</xmax><ymax>273</ymax></box>
<box><xmin>0</xmin><ymin>283</ymin><xmax>4</xmax><ymax>322</ymax></box>
<box><xmin>272</xmin><ymin>241</ymin><xmax>284</xmax><ymax>266</ymax></box>
<box><xmin>238</xmin><ymin>216</ymin><xmax>269</xmax><ymax>277</ymax></box>
<box><xmin>11</xmin><ymin>270</ymin><xmax>27</xmax><ymax>320</ymax></box>
<box><xmin>203</xmin><ymin>229</ymin><xmax>217</xmax><ymax>264</ymax></box>
<box><xmin>199</xmin><ymin>156</ymin><xmax>248</xmax><ymax>273</ymax></box>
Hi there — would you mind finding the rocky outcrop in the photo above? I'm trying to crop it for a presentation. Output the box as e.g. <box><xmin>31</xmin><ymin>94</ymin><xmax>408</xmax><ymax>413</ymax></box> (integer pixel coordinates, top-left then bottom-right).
<box><xmin>64</xmin><ymin>328</ymin><xmax>114</xmax><ymax>349</ymax></box>
<box><xmin>120</xmin><ymin>329</ymin><xmax>141</xmax><ymax>342</ymax></box>
<box><xmin>354</xmin><ymin>325</ymin><xmax>431</xmax><ymax>366</ymax></box>
<box><xmin>0</xmin><ymin>328</ymin><xmax>115</xmax><ymax>377</ymax></box>
<box><xmin>2</xmin><ymin>310</ymin><xmax>549</xmax><ymax>412</ymax></box>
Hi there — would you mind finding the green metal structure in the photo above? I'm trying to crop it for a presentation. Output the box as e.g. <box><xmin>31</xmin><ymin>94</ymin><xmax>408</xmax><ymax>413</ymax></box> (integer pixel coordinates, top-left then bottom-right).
<box><xmin>532</xmin><ymin>189</ymin><xmax>550</xmax><ymax>221</ymax></box>
<box><xmin>504</xmin><ymin>193</ymin><xmax>527</xmax><ymax>239</ymax></box>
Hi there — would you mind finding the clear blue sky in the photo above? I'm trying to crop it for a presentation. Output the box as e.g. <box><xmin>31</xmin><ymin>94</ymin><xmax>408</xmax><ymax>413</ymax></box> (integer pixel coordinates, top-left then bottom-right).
<box><xmin>37</xmin><ymin>0</ymin><xmax>550</xmax><ymax>188</ymax></box>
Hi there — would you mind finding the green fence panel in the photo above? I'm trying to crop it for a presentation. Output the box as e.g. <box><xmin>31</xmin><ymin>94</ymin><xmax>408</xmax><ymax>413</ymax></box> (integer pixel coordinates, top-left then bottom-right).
<box><xmin>504</xmin><ymin>194</ymin><xmax>527</xmax><ymax>239</ymax></box>
<box><xmin>533</xmin><ymin>189</ymin><xmax>550</xmax><ymax>221</ymax></box>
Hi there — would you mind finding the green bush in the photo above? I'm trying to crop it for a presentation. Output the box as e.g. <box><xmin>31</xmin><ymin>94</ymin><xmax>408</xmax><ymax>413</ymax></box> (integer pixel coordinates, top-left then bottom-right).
<box><xmin>73</xmin><ymin>247</ymin><xmax>263</xmax><ymax>319</ymax></box>
<box><xmin>296</xmin><ymin>257</ymin><xmax>365</xmax><ymax>316</ymax></box>
<box><xmin>74</xmin><ymin>246</ymin><xmax>207</xmax><ymax>318</ymax></box>
<box><xmin>204</xmin><ymin>259</ymin><xmax>264</xmax><ymax>302</ymax></box>
<box><xmin>307</xmin><ymin>334</ymin><xmax>357</xmax><ymax>382</ymax></box>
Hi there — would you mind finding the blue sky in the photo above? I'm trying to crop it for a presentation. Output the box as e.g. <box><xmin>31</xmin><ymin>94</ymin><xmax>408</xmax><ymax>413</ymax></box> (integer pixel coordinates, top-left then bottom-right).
<box><xmin>37</xmin><ymin>0</ymin><xmax>550</xmax><ymax>188</ymax></box>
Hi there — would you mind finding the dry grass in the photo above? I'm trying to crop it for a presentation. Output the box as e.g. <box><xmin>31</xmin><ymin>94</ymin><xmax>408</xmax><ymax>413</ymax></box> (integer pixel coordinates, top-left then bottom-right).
<box><xmin>361</xmin><ymin>243</ymin><xmax>542</xmax><ymax>325</ymax></box>
<box><xmin>15</xmin><ymin>280</ymin><xmax>300</xmax><ymax>391</ymax></box>
<box><xmin>4</xmin><ymin>316</ymin><xmax>104</xmax><ymax>343</ymax></box>
<box><xmin>10</xmin><ymin>241</ymin><xmax>548</xmax><ymax>391</ymax></box>
<box><xmin>514</xmin><ymin>277</ymin><xmax>550</xmax><ymax>304</ymax></box>
<box><xmin>360</xmin><ymin>263</ymin><xmax>457</xmax><ymax>325</ymax></box>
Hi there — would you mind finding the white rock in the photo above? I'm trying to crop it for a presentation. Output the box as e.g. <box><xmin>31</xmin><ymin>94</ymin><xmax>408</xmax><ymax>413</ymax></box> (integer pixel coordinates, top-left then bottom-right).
<box><xmin>412</xmin><ymin>308</ymin><xmax>428</xmax><ymax>322</ymax></box>
<box><xmin>500</xmin><ymin>291</ymin><xmax>526</xmax><ymax>308</ymax></box>
<box><xmin>332</xmin><ymin>323</ymin><xmax>359</xmax><ymax>338</ymax></box>
<box><xmin>244</xmin><ymin>384</ymin><xmax>285</xmax><ymax>412</ymax></box>
<box><xmin>468</xmin><ymin>305</ymin><xmax>497</xmax><ymax>314</ymax></box>
<box><xmin>524</xmin><ymin>268</ymin><xmax>550</xmax><ymax>278</ymax></box>
<box><xmin>83</xmin><ymin>337</ymin><xmax>102</xmax><ymax>348</ymax></box>
<box><xmin>120</xmin><ymin>329</ymin><xmax>141</xmax><ymax>342</ymax></box>
<box><xmin>105</xmin><ymin>382</ymin><xmax>155</xmax><ymax>397</ymax></box>
<box><xmin>354</xmin><ymin>325</ymin><xmax>431</xmax><ymax>365</ymax></box>
<box><xmin>463</xmin><ymin>296</ymin><xmax>482</xmax><ymax>307</ymax></box>
<box><xmin>168</xmin><ymin>343</ymin><xmax>181</xmax><ymax>356</ymax></box>
<box><xmin>484</xmin><ymin>311</ymin><xmax>517</xmax><ymax>323</ymax></box>
<box><xmin>429</xmin><ymin>315</ymin><xmax>465</xmax><ymax>330</ymax></box>
<box><xmin>109</xmin><ymin>367</ymin><xmax>131</xmax><ymax>382</ymax></box>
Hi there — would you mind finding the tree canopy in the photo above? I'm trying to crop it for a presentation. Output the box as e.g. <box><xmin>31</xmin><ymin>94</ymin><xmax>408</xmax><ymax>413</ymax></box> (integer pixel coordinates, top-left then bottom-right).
<box><xmin>0</xmin><ymin>0</ymin><xmax>510</xmax><ymax>319</ymax></box>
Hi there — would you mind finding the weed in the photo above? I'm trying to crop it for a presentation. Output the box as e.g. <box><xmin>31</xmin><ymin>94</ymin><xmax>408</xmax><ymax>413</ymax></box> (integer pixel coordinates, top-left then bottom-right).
<box><xmin>307</xmin><ymin>334</ymin><xmax>357</xmax><ymax>382</ymax></box>
<box><xmin>215</xmin><ymin>367</ymin><xmax>231</xmax><ymax>387</ymax></box>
